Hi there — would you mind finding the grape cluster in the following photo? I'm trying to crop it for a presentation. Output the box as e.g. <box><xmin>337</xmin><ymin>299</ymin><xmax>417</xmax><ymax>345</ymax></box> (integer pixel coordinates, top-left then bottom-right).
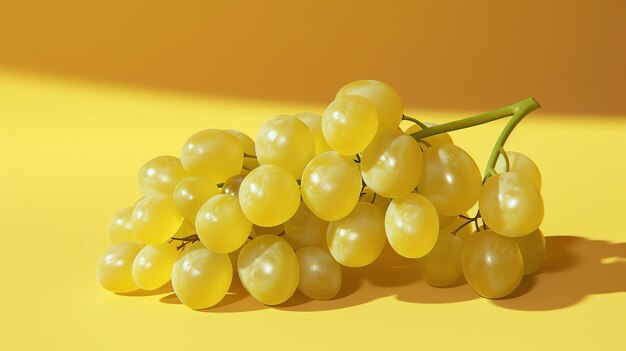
<box><xmin>97</xmin><ymin>80</ymin><xmax>546</xmax><ymax>309</ymax></box>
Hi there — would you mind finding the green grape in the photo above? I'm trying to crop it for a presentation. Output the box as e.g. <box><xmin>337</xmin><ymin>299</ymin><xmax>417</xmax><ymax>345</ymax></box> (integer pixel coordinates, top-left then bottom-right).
<box><xmin>180</xmin><ymin>129</ymin><xmax>244</xmax><ymax>182</ymax></box>
<box><xmin>238</xmin><ymin>165</ymin><xmax>300</xmax><ymax>227</ymax></box>
<box><xmin>252</xmin><ymin>224</ymin><xmax>284</xmax><ymax>236</ymax></box>
<box><xmin>405</xmin><ymin>122</ymin><xmax>454</xmax><ymax>148</ymax></box>
<box><xmin>336</xmin><ymin>80</ymin><xmax>403</xmax><ymax>132</ymax></box>
<box><xmin>173</xmin><ymin>176</ymin><xmax>220</xmax><ymax>222</ymax></box>
<box><xmin>301</xmin><ymin>151</ymin><xmax>362</xmax><ymax>221</ymax></box>
<box><xmin>359</xmin><ymin>188</ymin><xmax>390</xmax><ymax>213</ymax></box>
<box><xmin>495</xmin><ymin>151</ymin><xmax>542</xmax><ymax>191</ymax></box>
<box><xmin>295</xmin><ymin>112</ymin><xmax>332</xmax><ymax>155</ymax></box>
<box><xmin>222</xmin><ymin>174</ymin><xmax>245</xmax><ymax>197</ymax></box>
<box><xmin>196</xmin><ymin>194</ymin><xmax>252</xmax><ymax>254</ymax></box>
<box><xmin>462</xmin><ymin>230</ymin><xmax>523</xmax><ymax>298</ymax></box>
<box><xmin>327</xmin><ymin>203</ymin><xmax>386</xmax><ymax>267</ymax></box>
<box><xmin>132</xmin><ymin>243</ymin><xmax>178</xmax><ymax>290</ymax></box>
<box><xmin>418</xmin><ymin>144</ymin><xmax>482</xmax><ymax>216</ymax></box>
<box><xmin>296</xmin><ymin>246</ymin><xmax>342</xmax><ymax>300</ymax></box>
<box><xmin>237</xmin><ymin>235</ymin><xmax>299</xmax><ymax>305</ymax></box>
<box><xmin>322</xmin><ymin>95</ymin><xmax>379</xmax><ymax>155</ymax></box>
<box><xmin>361</xmin><ymin>130</ymin><xmax>423</xmax><ymax>198</ymax></box>
<box><xmin>283</xmin><ymin>202</ymin><xmax>328</xmax><ymax>250</ymax></box>
<box><xmin>384</xmin><ymin>193</ymin><xmax>439</xmax><ymax>258</ymax></box>
<box><xmin>479</xmin><ymin>172</ymin><xmax>544</xmax><ymax>237</ymax></box>
<box><xmin>171</xmin><ymin>248</ymin><xmax>232</xmax><ymax>309</ymax></box>
<box><xmin>225</xmin><ymin>129</ymin><xmax>260</xmax><ymax>170</ymax></box>
<box><xmin>108</xmin><ymin>206</ymin><xmax>138</xmax><ymax>243</ymax></box>
<box><xmin>416</xmin><ymin>232</ymin><xmax>463</xmax><ymax>287</ymax></box>
<box><xmin>131</xmin><ymin>195</ymin><xmax>184</xmax><ymax>245</ymax></box>
<box><xmin>96</xmin><ymin>242</ymin><xmax>144</xmax><ymax>293</ymax></box>
<box><xmin>255</xmin><ymin>115</ymin><xmax>315</xmax><ymax>179</ymax></box>
<box><xmin>512</xmin><ymin>229</ymin><xmax>546</xmax><ymax>275</ymax></box>
<box><xmin>137</xmin><ymin>155</ymin><xmax>187</xmax><ymax>197</ymax></box>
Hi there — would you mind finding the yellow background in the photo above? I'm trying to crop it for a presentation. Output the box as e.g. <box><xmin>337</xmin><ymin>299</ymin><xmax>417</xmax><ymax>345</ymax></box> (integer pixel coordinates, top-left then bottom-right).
<box><xmin>1</xmin><ymin>0</ymin><xmax>625</xmax><ymax>349</ymax></box>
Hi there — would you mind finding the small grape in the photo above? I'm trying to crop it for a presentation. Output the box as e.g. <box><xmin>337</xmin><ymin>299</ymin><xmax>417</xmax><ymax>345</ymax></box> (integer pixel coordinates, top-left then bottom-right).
<box><xmin>181</xmin><ymin>129</ymin><xmax>244</xmax><ymax>182</ymax></box>
<box><xmin>336</xmin><ymin>80</ymin><xmax>403</xmax><ymax>132</ymax></box>
<box><xmin>172</xmin><ymin>248</ymin><xmax>232</xmax><ymax>309</ymax></box>
<box><xmin>222</xmin><ymin>174</ymin><xmax>245</xmax><ymax>197</ymax></box>
<box><xmin>322</xmin><ymin>95</ymin><xmax>378</xmax><ymax>155</ymax></box>
<box><xmin>131</xmin><ymin>195</ymin><xmax>183</xmax><ymax>245</ymax></box>
<box><xmin>255</xmin><ymin>115</ymin><xmax>315</xmax><ymax>179</ymax></box>
<box><xmin>295</xmin><ymin>112</ymin><xmax>332</xmax><ymax>155</ymax></box>
<box><xmin>361</xmin><ymin>129</ymin><xmax>423</xmax><ymax>198</ymax></box>
<box><xmin>225</xmin><ymin>129</ymin><xmax>260</xmax><ymax>171</ymax></box>
<box><xmin>283</xmin><ymin>202</ymin><xmax>329</xmax><ymax>251</ymax></box>
<box><xmin>479</xmin><ymin>172</ymin><xmax>544</xmax><ymax>237</ymax></box>
<box><xmin>237</xmin><ymin>235</ymin><xmax>299</xmax><ymax>305</ymax></box>
<box><xmin>462</xmin><ymin>230</ymin><xmax>523</xmax><ymax>298</ymax></box>
<box><xmin>512</xmin><ymin>228</ymin><xmax>546</xmax><ymax>275</ymax></box>
<box><xmin>137</xmin><ymin>155</ymin><xmax>187</xmax><ymax>197</ymax></box>
<box><xmin>418</xmin><ymin>144</ymin><xmax>482</xmax><ymax>216</ymax></box>
<box><xmin>385</xmin><ymin>193</ymin><xmax>439</xmax><ymax>258</ymax></box>
<box><xmin>327</xmin><ymin>203</ymin><xmax>386</xmax><ymax>267</ymax></box>
<box><xmin>132</xmin><ymin>243</ymin><xmax>178</xmax><ymax>290</ymax></box>
<box><xmin>238</xmin><ymin>165</ymin><xmax>300</xmax><ymax>227</ymax></box>
<box><xmin>108</xmin><ymin>206</ymin><xmax>137</xmax><ymax>243</ymax></box>
<box><xmin>96</xmin><ymin>243</ymin><xmax>144</xmax><ymax>293</ymax></box>
<box><xmin>173</xmin><ymin>176</ymin><xmax>220</xmax><ymax>222</ymax></box>
<box><xmin>495</xmin><ymin>151</ymin><xmax>542</xmax><ymax>190</ymax></box>
<box><xmin>416</xmin><ymin>232</ymin><xmax>463</xmax><ymax>287</ymax></box>
<box><xmin>301</xmin><ymin>151</ymin><xmax>362</xmax><ymax>221</ymax></box>
<box><xmin>296</xmin><ymin>247</ymin><xmax>342</xmax><ymax>300</ymax></box>
<box><xmin>196</xmin><ymin>194</ymin><xmax>252</xmax><ymax>254</ymax></box>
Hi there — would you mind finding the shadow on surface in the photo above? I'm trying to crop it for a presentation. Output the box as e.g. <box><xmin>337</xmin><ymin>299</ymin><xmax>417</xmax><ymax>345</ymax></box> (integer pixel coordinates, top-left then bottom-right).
<box><xmin>159</xmin><ymin>235</ymin><xmax>626</xmax><ymax>312</ymax></box>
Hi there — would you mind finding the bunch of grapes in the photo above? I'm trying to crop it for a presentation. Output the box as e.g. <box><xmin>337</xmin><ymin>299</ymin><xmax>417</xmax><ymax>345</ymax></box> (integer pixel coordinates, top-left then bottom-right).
<box><xmin>97</xmin><ymin>80</ymin><xmax>545</xmax><ymax>309</ymax></box>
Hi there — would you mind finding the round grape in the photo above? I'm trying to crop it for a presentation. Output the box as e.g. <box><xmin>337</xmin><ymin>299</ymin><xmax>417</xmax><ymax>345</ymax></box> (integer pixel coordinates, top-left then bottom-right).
<box><xmin>131</xmin><ymin>195</ymin><xmax>184</xmax><ymax>244</ymax></box>
<box><xmin>512</xmin><ymin>228</ymin><xmax>546</xmax><ymax>275</ymax></box>
<box><xmin>173</xmin><ymin>176</ymin><xmax>220</xmax><ymax>222</ymax></box>
<box><xmin>222</xmin><ymin>174</ymin><xmax>245</xmax><ymax>197</ymax></box>
<box><xmin>295</xmin><ymin>112</ymin><xmax>332</xmax><ymax>155</ymax></box>
<box><xmin>495</xmin><ymin>151</ymin><xmax>542</xmax><ymax>191</ymax></box>
<box><xmin>336</xmin><ymin>80</ymin><xmax>403</xmax><ymax>132</ymax></box>
<box><xmin>416</xmin><ymin>232</ymin><xmax>463</xmax><ymax>287</ymax></box>
<box><xmin>108</xmin><ymin>206</ymin><xmax>137</xmax><ymax>243</ymax></box>
<box><xmin>296</xmin><ymin>247</ymin><xmax>342</xmax><ymax>300</ymax></box>
<box><xmin>322</xmin><ymin>95</ymin><xmax>378</xmax><ymax>155</ymax></box>
<box><xmin>385</xmin><ymin>193</ymin><xmax>439</xmax><ymax>258</ymax></box>
<box><xmin>96</xmin><ymin>242</ymin><xmax>144</xmax><ymax>293</ymax></box>
<box><xmin>132</xmin><ymin>243</ymin><xmax>178</xmax><ymax>290</ymax></box>
<box><xmin>196</xmin><ymin>194</ymin><xmax>252</xmax><ymax>254</ymax></box>
<box><xmin>137</xmin><ymin>155</ymin><xmax>187</xmax><ymax>197</ymax></box>
<box><xmin>283</xmin><ymin>201</ymin><xmax>329</xmax><ymax>250</ymax></box>
<box><xmin>180</xmin><ymin>129</ymin><xmax>244</xmax><ymax>182</ymax></box>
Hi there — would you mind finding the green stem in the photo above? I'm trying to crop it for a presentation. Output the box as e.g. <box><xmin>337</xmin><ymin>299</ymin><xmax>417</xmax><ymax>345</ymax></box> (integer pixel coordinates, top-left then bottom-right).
<box><xmin>409</xmin><ymin>97</ymin><xmax>541</xmax><ymax>181</ymax></box>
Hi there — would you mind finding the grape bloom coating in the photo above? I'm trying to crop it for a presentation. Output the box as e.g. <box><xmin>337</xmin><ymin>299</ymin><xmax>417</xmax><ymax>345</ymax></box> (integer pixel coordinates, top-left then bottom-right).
<box><xmin>97</xmin><ymin>80</ymin><xmax>545</xmax><ymax>310</ymax></box>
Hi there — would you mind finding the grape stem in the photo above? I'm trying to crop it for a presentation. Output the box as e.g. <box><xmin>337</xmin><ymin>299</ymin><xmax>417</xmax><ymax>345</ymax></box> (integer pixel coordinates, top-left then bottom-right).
<box><xmin>409</xmin><ymin>97</ymin><xmax>541</xmax><ymax>181</ymax></box>
<box><xmin>402</xmin><ymin>114</ymin><xmax>428</xmax><ymax>129</ymax></box>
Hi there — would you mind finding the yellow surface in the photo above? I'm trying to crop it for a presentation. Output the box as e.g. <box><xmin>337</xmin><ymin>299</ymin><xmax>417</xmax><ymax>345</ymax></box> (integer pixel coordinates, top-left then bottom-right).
<box><xmin>1</xmin><ymin>70</ymin><xmax>625</xmax><ymax>350</ymax></box>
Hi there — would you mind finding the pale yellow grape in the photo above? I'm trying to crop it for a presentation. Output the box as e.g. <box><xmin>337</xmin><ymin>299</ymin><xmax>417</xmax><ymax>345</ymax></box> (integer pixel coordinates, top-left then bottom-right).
<box><xmin>222</xmin><ymin>174</ymin><xmax>245</xmax><ymax>197</ymax></box>
<box><xmin>96</xmin><ymin>242</ymin><xmax>144</xmax><ymax>293</ymax></box>
<box><xmin>327</xmin><ymin>203</ymin><xmax>386</xmax><ymax>267</ymax></box>
<box><xmin>405</xmin><ymin>122</ymin><xmax>454</xmax><ymax>147</ymax></box>
<box><xmin>252</xmin><ymin>224</ymin><xmax>284</xmax><ymax>236</ymax></box>
<box><xmin>226</xmin><ymin>129</ymin><xmax>260</xmax><ymax>171</ymax></box>
<box><xmin>172</xmin><ymin>248</ymin><xmax>232</xmax><ymax>309</ymax></box>
<box><xmin>322</xmin><ymin>95</ymin><xmax>378</xmax><ymax>155</ymax></box>
<box><xmin>495</xmin><ymin>151</ymin><xmax>542</xmax><ymax>190</ymax></box>
<box><xmin>295</xmin><ymin>112</ymin><xmax>332</xmax><ymax>155</ymax></box>
<box><xmin>301</xmin><ymin>151</ymin><xmax>362</xmax><ymax>221</ymax></box>
<box><xmin>255</xmin><ymin>115</ymin><xmax>315</xmax><ymax>179</ymax></box>
<box><xmin>416</xmin><ymin>232</ymin><xmax>463</xmax><ymax>287</ymax></box>
<box><xmin>512</xmin><ymin>229</ymin><xmax>546</xmax><ymax>275</ymax></box>
<box><xmin>296</xmin><ymin>247</ymin><xmax>342</xmax><ymax>300</ymax></box>
<box><xmin>132</xmin><ymin>243</ymin><xmax>178</xmax><ymax>290</ymax></box>
<box><xmin>336</xmin><ymin>80</ymin><xmax>403</xmax><ymax>132</ymax></box>
<box><xmin>283</xmin><ymin>202</ymin><xmax>329</xmax><ymax>250</ymax></box>
<box><xmin>361</xmin><ymin>130</ymin><xmax>423</xmax><ymax>198</ymax></box>
<box><xmin>479</xmin><ymin>172</ymin><xmax>544</xmax><ymax>237</ymax></box>
<box><xmin>238</xmin><ymin>165</ymin><xmax>300</xmax><ymax>227</ymax></box>
<box><xmin>180</xmin><ymin>129</ymin><xmax>244</xmax><ymax>182</ymax></box>
<box><xmin>437</xmin><ymin>213</ymin><xmax>457</xmax><ymax>230</ymax></box>
<box><xmin>418</xmin><ymin>144</ymin><xmax>482</xmax><ymax>216</ymax></box>
<box><xmin>137</xmin><ymin>155</ymin><xmax>187</xmax><ymax>197</ymax></box>
<box><xmin>171</xmin><ymin>220</ymin><xmax>196</xmax><ymax>239</ymax></box>
<box><xmin>462</xmin><ymin>230</ymin><xmax>523</xmax><ymax>298</ymax></box>
<box><xmin>173</xmin><ymin>176</ymin><xmax>220</xmax><ymax>221</ymax></box>
<box><xmin>108</xmin><ymin>206</ymin><xmax>138</xmax><ymax>243</ymax></box>
<box><xmin>131</xmin><ymin>195</ymin><xmax>184</xmax><ymax>245</ymax></box>
<box><xmin>237</xmin><ymin>235</ymin><xmax>300</xmax><ymax>305</ymax></box>
<box><xmin>196</xmin><ymin>194</ymin><xmax>252</xmax><ymax>254</ymax></box>
<box><xmin>385</xmin><ymin>193</ymin><xmax>439</xmax><ymax>258</ymax></box>
<box><xmin>359</xmin><ymin>188</ymin><xmax>390</xmax><ymax>213</ymax></box>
